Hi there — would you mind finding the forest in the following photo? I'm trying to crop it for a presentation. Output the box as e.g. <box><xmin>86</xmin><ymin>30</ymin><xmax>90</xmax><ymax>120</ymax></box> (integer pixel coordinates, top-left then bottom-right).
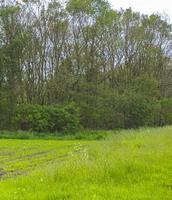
<box><xmin>0</xmin><ymin>0</ymin><xmax>172</xmax><ymax>132</ymax></box>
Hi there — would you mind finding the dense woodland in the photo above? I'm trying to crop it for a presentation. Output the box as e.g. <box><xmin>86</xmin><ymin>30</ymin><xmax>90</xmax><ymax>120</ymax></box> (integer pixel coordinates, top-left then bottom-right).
<box><xmin>0</xmin><ymin>0</ymin><xmax>172</xmax><ymax>132</ymax></box>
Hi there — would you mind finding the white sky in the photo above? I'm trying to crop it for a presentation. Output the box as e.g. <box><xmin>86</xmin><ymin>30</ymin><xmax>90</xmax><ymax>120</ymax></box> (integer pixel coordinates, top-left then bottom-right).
<box><xmin>108</xmin><ymin>0</ymin><xmax>172</xmax><ymax>20</ymax></box>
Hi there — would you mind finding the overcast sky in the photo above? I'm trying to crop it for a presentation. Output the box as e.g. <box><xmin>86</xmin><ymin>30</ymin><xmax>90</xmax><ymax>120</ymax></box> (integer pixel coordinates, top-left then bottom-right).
<box><xmin>108</xmin><ymin>0</ymin><xmax>172</xmax><ymax>20</ymax></box>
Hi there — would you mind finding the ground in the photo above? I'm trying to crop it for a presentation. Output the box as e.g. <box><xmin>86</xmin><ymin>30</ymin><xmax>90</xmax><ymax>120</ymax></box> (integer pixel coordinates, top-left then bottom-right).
<box><xmin>0</xmin><ymin>126</ymin><xmax>172</xmax><ymax>200</ymax></box>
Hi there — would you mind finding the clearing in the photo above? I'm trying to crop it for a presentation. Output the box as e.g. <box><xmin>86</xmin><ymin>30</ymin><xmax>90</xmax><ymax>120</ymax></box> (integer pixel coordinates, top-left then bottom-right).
<box><xmin>0</xmin><ymin>126</ymin><xmax>172</xmax><ymax>200</ymax></box>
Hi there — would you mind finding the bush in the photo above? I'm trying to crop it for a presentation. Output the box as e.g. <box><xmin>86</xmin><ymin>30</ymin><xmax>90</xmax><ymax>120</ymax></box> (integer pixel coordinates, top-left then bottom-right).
<box><xmin>95</xmin><ymin>93</ymin><xmax>125</xmax><ymax>129</ymax></box>
<box><xmin>159</xmin><ymin>98</ymin><xmax>172</xmax><ymax>126</ymax></box>
<box><xmin>118</xmin><ymin>92</ymin><xmax>154</xmax><ymax>128</ymax></box>
<box><xmin>78</xmin><ymin>90</ymin><xmax>156</xmax><ymax>129</ymax></box>
<box><xmin>12</xmin><ymin>103</ymin><xmax>80</xmax><ymax>133</ymax></box>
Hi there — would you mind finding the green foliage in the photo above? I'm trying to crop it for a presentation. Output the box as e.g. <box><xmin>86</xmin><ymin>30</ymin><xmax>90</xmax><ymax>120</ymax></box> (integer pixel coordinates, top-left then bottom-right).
<box><xmin>150</xmin><ymin>99</ymin><xmax>172</xmax><ymax>126</ymax></box>
<box><xmin>94</xmin><ymin>91</ymin><xmax>125</xmax><ymax>129</ymax></box>
<box><xmin>0</xmin><ymin>6</ymin><xmax>20</xmax><ymax>17</ymax></box>
<box><xmin>117</xmin><ymin>92</ymin><xmax>152</xmax><ymax>128</ymax></box>
<box><xmin>77</xmin><ymin>87</ymin><xmax>171</xmax><ymax>130</ymax></box>
<box><xmin>130</xmin><ymin>75</ymin><xmax>159</xmax><ymax>99</ymax></box>
<box><xmin>0</xmin><ymin>2</ymin><xmax>172</xmax><ymax>131</ymax></box>
<box><xmin>159</xmin><ymin>98</ymin><xmax>172</xmax><ymax>125</ymax></box>
<box><xmin>78</xmin><ymin>85</ymin><xmax>159</xmax><ymax>129</ymax></box>
<box><xmin>12</xmin><ymin>103</ymin><xmax>80</xmax><ymax>133</ymax></box>
<box><xmin>66</xmin><ymin>0</ymin><xmax>110</xmax><ymax>16</ymax></box>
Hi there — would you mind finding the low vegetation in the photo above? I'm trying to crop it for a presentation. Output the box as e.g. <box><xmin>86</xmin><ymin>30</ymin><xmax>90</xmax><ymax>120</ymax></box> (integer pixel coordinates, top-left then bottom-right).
<box><xmin>13</xmin><ymin>103</ymin><xmax>80</xmax><ymax>133</ymax></box>
<box><xmin>0</xmin><ymin>126</ymin><xmax>171</xmax><ymax>200</ymax></box>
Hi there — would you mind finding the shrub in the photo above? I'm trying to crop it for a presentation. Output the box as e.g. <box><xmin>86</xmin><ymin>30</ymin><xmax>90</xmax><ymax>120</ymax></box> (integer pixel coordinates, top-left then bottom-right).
<box><xmin>12</xmin><ymin>103</ymin><xmax>80</xmax><ymax>133</ymax></box>
<box><xmin>159</xmin><ymin>98</ymin><xmax>172</xmax><ymax>126</ymax></box>
<box><xmin>117</xmin><ymin>92</ymin><xmax>154</xmax><ymax>128</ymax></box>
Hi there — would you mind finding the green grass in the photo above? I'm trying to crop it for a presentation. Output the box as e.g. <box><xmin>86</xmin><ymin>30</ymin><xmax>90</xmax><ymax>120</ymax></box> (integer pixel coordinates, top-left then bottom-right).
<box><xmin>0</xmin><ymin>126</ymin><xmax>172</xmax><ymax>199</ymax></box>
<box><xmin>0</xmin><ymin>129</ymin><xmax>108</xmax><ymax>140</ymax></box>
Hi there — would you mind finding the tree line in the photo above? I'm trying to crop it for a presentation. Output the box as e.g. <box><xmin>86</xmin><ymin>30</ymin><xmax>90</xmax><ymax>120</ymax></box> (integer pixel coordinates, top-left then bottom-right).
<box><xmin>0</xmin><ymin>0</ymin><xmax>172</xmax><ymax>132</ymax></box>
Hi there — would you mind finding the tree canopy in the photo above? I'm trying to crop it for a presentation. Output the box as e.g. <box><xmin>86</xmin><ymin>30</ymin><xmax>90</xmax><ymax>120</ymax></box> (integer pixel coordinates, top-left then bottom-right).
<box><xmin>0</xmin><ymin>0</ymin><xmax>172</xmax><ymax>131</ymax></box>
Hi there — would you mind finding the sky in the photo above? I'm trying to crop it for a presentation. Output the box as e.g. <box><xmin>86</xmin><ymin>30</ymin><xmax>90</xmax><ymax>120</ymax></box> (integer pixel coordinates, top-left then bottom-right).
<box><xmin>108</xmin><ymin>0</ymin><xmax>172</xmax><ymax>20</ymax></box>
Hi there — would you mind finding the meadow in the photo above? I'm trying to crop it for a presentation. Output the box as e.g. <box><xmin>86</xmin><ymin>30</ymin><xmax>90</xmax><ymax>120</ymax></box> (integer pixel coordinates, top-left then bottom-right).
<box><xmin>0</xmin><ymin>126</ymin><xmax>172</xmax><ymax>200</ymax></box>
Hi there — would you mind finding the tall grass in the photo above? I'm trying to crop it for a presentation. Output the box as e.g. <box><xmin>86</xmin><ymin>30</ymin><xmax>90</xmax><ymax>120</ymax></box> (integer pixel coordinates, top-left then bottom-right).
<box><xmin>0</xmin><ymin>126</ymin><xmax>171</xmax><ymax>199</ymax></box>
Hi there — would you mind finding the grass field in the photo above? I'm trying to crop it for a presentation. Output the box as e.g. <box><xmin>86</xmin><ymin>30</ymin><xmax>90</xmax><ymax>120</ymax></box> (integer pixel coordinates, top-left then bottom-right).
<box><xmin>0</xmin><ymin>126</ymin><xmax>172</xmax><ymax>200</ymax></box>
